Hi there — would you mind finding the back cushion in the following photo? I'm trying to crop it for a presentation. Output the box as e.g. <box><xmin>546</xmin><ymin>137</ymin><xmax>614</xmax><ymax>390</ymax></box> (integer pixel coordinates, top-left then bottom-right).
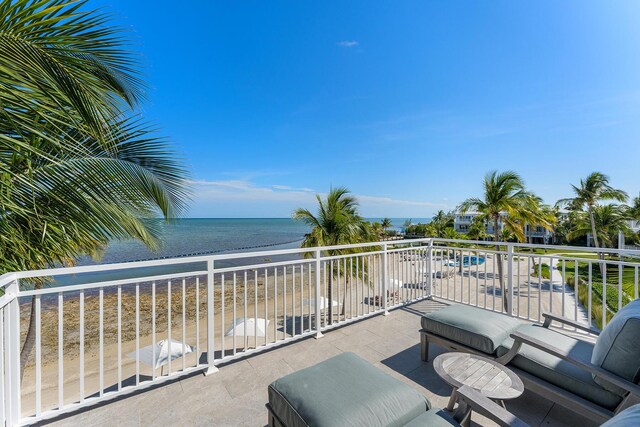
<box><xmin>591</xmin><ymin>299</ymin><xmax>640</xmax><ymax>395</ymax></box>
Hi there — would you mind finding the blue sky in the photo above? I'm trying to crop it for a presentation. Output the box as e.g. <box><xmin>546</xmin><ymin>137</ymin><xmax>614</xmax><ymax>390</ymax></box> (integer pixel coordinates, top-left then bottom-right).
<box><xmin>100</xmin><ymin>1</ymin><xmax>640</xmax><ymax>218</ymax></box>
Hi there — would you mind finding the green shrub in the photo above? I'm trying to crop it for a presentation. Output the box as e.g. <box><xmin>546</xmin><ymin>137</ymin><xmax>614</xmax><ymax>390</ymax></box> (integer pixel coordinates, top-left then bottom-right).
<box><xmin>566</xmin><ymin>275</ymin><xmax>621</xmax><ymax>329</ymax></box>
<box><xmin>531</xmin><ymin>263</ymin><xmax>551</xmax><ymax>279</ymax></box>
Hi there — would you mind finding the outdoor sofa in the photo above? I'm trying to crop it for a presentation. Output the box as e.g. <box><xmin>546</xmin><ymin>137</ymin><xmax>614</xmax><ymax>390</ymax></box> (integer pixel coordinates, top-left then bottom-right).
<box><xmin>420</xmin><ymin>300</ymin><xmax>640</xmax><ymax>424</ymax></box>
<box><xmin>266</xmin><ymin>352</ymin><xmax>526</xmax><ymax>427</ymax></box>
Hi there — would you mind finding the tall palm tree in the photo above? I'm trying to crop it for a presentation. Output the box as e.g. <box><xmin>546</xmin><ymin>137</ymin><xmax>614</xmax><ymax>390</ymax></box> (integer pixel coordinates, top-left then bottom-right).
<box><xmin>516</xmin><ymin>200</ymin><xmax>557</xmax><ymax>245</ymax></box>
<box><xmin>293</xmin><ymin>188</ymin><xmax>369</xmax><ymax>323</ymax></box>
<box><xmin>625</xmin><ymin>193</ymin><xmax>640</xmax><ymax>220</ymax></box>
<box><xmin>623</xmin><ymin>194</ymin><xmax>640</xmax><ymax>244</ymax></box>
<box><xmin>1</xmin><ymin>1</ymin><xmax>190</xmax><ymax>375</ymax></box>
<box><xmin>557</xmin><ymin>172</ymin><xmax>628</xmax><ymax>253</ymax></box>
<box><xmin>403</xmin><ymin>218</ymin><xmax>413</xmax><ymax>234</ymax></box>
<box><xmin>459</xmin><ymin>171</ymin><xmax>544</xmax><ymax>311</ymax></box>
<box><xmin>424</xmin><ymin>222</ymin><xmax>438</xmax><ymax>238</ymax></box>
<box><xmin>466</xmin><ymin>216</ymin><xmax>489</xmax><ymax>241</ymax></box>
<box><xmin>568</xmin><ymin>205</ymin><xmax>631</xmax><ymax>249</ymax></box>
<box><xmin>368</xmin><ymin>221</ymin><xmax>384</xmax><ymax>240</ymax></box>
<box><xmin>444</xmin><ymin>227</ymin><xmax>460</xmax><ymax>240</ymax></box>
<box><xmin>381</xmin><ymin>217</ymin><xmax>392</xmax><ymax>235</ymax></box>
<box><xmin>432</xmin><ymin>210</ymin><xmax>454</xmax><ymax>238</ymax></box>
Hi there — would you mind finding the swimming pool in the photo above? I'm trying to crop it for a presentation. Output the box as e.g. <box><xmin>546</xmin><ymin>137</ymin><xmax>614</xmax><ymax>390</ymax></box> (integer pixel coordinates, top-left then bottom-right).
<box><xmin>463</xmin><ymin>256</ymin><xmax>485</xmax><ymax>266</ymax></box>
<box><xmin>446</xmin><ymin>256</ymin><xmax>486</xmax><ymax>267</ymax></box>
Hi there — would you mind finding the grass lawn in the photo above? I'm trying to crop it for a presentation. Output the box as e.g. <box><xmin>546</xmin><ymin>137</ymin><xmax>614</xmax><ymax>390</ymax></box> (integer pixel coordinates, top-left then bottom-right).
<box><xmin>561</xmin><ymin>261</ymin><xmax>638</xmax><ymax>328</ymax></box>
<box><xmin>531</xmin><ymin>263</ymin><xmax>551</xmax><ymax>279</ymax></box>
<box><xmin>519</xmin><ymin>247</ymin><xmax>579</xmax><ymax>255</ymax></box>
<box><xmin>518</xmin><ymin>247</ymin><xmax>602</xmax><ymax>258</ymax></box>
<box><xmin>527</xmin><ymin>257</ymin><xmax>638</xmax><ymax>329</ymax></box>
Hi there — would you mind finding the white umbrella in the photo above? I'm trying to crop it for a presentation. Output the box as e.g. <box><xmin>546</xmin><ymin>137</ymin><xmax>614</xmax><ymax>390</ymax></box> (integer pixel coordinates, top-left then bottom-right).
<box><xmin>128</xmin><ymin>339</ymin><xmax>193</xmax><ymax>369</ymax></box>
<box><xmin>225</xmin><ymin>318</ymin><xmax>269</xmax><ymax>337</ymax></box>
<box><xmin>303</xmin><ymin>297</ymin><xmax>338</xmax><ymax>311</ymax></box>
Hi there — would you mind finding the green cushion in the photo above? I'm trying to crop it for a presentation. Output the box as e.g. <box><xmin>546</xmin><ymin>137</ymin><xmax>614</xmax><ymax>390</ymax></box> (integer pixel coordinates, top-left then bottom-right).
<box><xmin>601</xmin><ymin>403</ymin><xmax>640</xmax><ymax>427</ymax></box>
<box><xmin>421</xmin><ymin>304</ymin><xmax>523</xmax><ymax>354</ymax></box>
<box><xmin>496</xmin><ymin>324</ymin><xmax>622</xmax><ymax>410</ymax></box>
<box><xmin>591</xmin><ymin>299</ymin><xmax>640</xmax><ymax>395</ymax></box>
<box><xmin>268</xmin><ymin>352</ymin><xmax>431</xmax><ymax>427</ymax></box>
<box><xmin>403</xmin><ymin>408</ymin><xmax>459</xmax><ymax>427</ymax></box>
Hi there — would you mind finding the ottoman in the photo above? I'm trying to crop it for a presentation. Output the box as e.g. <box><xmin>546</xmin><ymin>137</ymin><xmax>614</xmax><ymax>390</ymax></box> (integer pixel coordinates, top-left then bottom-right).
<box><xmin>267</xmin><ymin>352</ymin><xmax>451</xmax><ymax>427</ymax></box>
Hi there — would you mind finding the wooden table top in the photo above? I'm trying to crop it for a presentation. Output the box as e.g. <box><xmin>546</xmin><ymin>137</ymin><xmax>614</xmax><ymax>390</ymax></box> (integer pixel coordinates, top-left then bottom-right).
<box><xmin>433</xmin><ymin>352</ymin><xmax>524</xmax><ymax>400</ymax></box>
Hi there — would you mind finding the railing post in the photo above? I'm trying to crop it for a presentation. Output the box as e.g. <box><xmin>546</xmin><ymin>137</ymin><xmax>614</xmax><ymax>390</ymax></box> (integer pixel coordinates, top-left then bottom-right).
<box><xmin>205</xmin><ymin>259</ymin><xmax>218</xmax><ymax>375</ymax></box>
<box><xmin>382</xmin><ymin>243</ymin><xmax>389</xmax><ymax>315</ymax></box>
<box><xmin>426</xmin><ymin>239</ymin><xmax>434</xmax><ymax>298</ymax></box>
<box><xmin>5</xmin><ymin>277</ymin><xmax>20</xmax><ymax>425</ymax></box>
<box><xmin>506</xmin><ymin>244</ymin><xmax>514</xmax><ymax>316</ymax></box>
<box><xmin>314</xmin><ymin>249</ymin><xmax>324</xmax><ymax>339</ymax></box>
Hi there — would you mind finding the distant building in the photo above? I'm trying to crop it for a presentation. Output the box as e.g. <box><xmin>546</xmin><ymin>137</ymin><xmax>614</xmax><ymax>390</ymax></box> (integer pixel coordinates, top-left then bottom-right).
<box><xmin>523</xmin><ymin>224</ymin><xmax>554</xmax><ymax>244</ymax></box>
<box><xmin>453</xmin><ymin>213</ymin><xmax>502</xmax><ymax>236</ymax></box>
<box><xmin>454</xmin><ymin>212</ymin><xmax>555</xmax><ymax>244</ymax></box>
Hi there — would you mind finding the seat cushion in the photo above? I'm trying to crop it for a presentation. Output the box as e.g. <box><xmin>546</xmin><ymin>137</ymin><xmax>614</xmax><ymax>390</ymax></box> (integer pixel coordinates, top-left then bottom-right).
<box><xmin>268</xmin><ymin>352</ymin><xmax>430</xmax><ymax>427</ymax></box>
<box><xmin>601</xmin><ymin>403</ymin><xmax>640</xmax><ymax>427</ymax></box>
<box><xmin>403</xmin><ymin>408</ymin><xmax>458</xmax><ymax>427</ymax></box>
<box><xmin>496</xmin><ymin>324</ymin><xmax>622</xmax><ymax>410</ymax></box>
<box><xmin>592</xmin><ymin>299</ymin><xmax>640</xmax><ymax>395</ymax></box>
<box><xmin>421</xmin><ymin>304</ymin><xmax>523</xmax><ymax>354</ymax></box>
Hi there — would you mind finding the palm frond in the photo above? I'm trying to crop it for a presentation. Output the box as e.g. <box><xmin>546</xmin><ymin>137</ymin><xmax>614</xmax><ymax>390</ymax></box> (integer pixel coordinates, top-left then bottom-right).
<box><xmin>0</xmin><ymin>1</ymin><xmax>190</xmax><ymax>274</ymax></box>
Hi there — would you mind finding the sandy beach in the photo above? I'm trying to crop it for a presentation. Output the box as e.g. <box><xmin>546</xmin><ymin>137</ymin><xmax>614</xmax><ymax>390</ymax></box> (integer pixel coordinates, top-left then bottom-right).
<box><xmin>18</xmin><ymin>248</ymin><xmax>586</xmax><ymax>417</ymax></box>
<box><xmin>19</xmin><ymin>258</ymin><xmax>392</xmax><ymax>416</ymax></box>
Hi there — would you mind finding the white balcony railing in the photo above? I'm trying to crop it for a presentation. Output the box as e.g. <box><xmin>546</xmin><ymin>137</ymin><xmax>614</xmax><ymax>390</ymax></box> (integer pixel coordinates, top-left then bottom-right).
<box><xmin>0</xmin><ymin>238</ymin><xmax>639</xmax><ymax>425</ymax></box>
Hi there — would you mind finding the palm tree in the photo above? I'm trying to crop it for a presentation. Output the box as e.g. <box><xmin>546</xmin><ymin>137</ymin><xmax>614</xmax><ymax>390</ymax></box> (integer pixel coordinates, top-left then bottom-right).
<box><xmin>466</xmin><ymin>216</ymin><xmax>489</xmax><ymax>241</ymax></box>
<box><xmin>625</xmin><ymin>193</ymin><xmax>640</xmax><ymax>220</ymax></box>
<box><xmin>516</xmin><ymin>200</ymin><xmax>557</xmax><ymax>245</ymax></box>
<box><xmin>432</xmin><ymin>210</ymin><xmax>454</xmax><ymax>238</ymax></box>
<box><xmin>293</xmin><ymin>188</ymin><xmax>370</xmax><ymax>323</ymax></box>
<box><xmin>568</xmin><ymin>205</ymin><xmax>631</xmax><ymax>249</ymax></box>
<box><xmin>459</xmin><ymin>171</ymin><xmax>545</xmax><ymax>311</ymax></box>
<box><xmin>403</xmin><ymin>218</ymin><xmax>413</xmax><ymax>235</ymax></box>
<box><xmin>443</xmin><ymin>227</ymin><xmax>460</xmax><ymax>240</ymax></box>
<box><xmin>369</xmin><ymin>221</ymin><xmax>384</xmax><ymax>240</ymax></box>
<box><xmin>557</xmin><ymin>172</ymin><xmax>628</xmax><ymax>253</ymax></box>
<box><xmin>554</xmin><ymin>209</ymin><xmax>581</xmax><ymax>245</ymax></box>
<box><xmin>381</xmin><ymin>217</ymin><xmax>393</xmax><ymax>235</ymax></box>
<box><xmin>1</xmin><ymin>1</ymin><xmax>190</xmax><ymax>375</ymax></box>
<box><xmin>424</xmin><ymin>222</ymin><xmax>438</xmax><ymax>238</ymax></box>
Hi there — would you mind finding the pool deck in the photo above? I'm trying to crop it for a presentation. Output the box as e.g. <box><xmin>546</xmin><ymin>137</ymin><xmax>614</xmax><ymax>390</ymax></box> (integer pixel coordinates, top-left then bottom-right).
<box><xmin>41</xmin><ymin>299</ymin><xmax>598</xmax><ymax>427</ymax></box>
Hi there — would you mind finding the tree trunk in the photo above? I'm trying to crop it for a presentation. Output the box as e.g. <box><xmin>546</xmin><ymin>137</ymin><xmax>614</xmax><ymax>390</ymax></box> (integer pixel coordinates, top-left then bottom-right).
<box><xmin>589</xmin><ymin>207</ymin><xmax>606</xmax><ymax>275</ymax></box>
<box><xmin>341</xmin><ymin>275</ymin><xmax>349</xmax><ymax>317</ymax></box>
<box><xmin>494</xmin><ymin>219</ymin><xmax>508</xmax><ymax>312</ymax></box>
<box><xmin>589</xmin><ymin>208</ymin><xmax>600</xmax><ymax>249</ymax></box>
<box><xmin>328</xmin><ymin>274</ymin><xmax>333</xmax><ymax>324</ymax></box>
<box><xmin>20</xmin><ymin>282</ymin><xmax>43</xmax><ymax>380</ymax></box>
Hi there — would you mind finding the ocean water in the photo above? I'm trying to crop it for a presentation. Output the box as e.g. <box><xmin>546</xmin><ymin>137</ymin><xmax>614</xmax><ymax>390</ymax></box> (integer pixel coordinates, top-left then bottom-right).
<box><xmin>79</xmin><ymin>217</ymin><xmax>425</xmax><ymax>265</ymax></box>
<box><xmin>51</xmin><ymin>218</ymin><xmax>422</xmax><ymax>287</ymax></box>
<box><xmin>80</xmin><ymin>218</ymin><xmax>311</xmax><ymax>265</ymax></box>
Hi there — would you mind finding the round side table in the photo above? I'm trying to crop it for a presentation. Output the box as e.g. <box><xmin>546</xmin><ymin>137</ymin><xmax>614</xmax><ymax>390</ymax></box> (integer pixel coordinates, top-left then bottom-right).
<box><xmin>433</xmin><ymin>352</ymin><xmax>524</xmax><ymax>424</ymax></box>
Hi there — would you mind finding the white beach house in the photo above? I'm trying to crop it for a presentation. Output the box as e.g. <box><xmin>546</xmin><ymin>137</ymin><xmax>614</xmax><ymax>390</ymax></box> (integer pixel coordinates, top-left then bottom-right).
<box><xmin>454</xmin><ymin>212</ymin><xmax>554</xmax><ymax>243</ymax></box>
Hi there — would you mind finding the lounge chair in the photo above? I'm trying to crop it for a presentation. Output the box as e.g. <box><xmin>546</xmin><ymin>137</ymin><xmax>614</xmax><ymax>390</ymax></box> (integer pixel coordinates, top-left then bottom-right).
<box><xmin>266</xmin><ymin>352</ymin><xmax>526</xmax><ymax>426</ymax></box>
<box><xmin>601</xmin><ymin>403</ymin><xmax>640</xmax><ymax>426</ymax></box>
<box><xmin>420</xmin><ymin>300</ymin><xmax>640</xmax><ymax>424</ymax></box>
